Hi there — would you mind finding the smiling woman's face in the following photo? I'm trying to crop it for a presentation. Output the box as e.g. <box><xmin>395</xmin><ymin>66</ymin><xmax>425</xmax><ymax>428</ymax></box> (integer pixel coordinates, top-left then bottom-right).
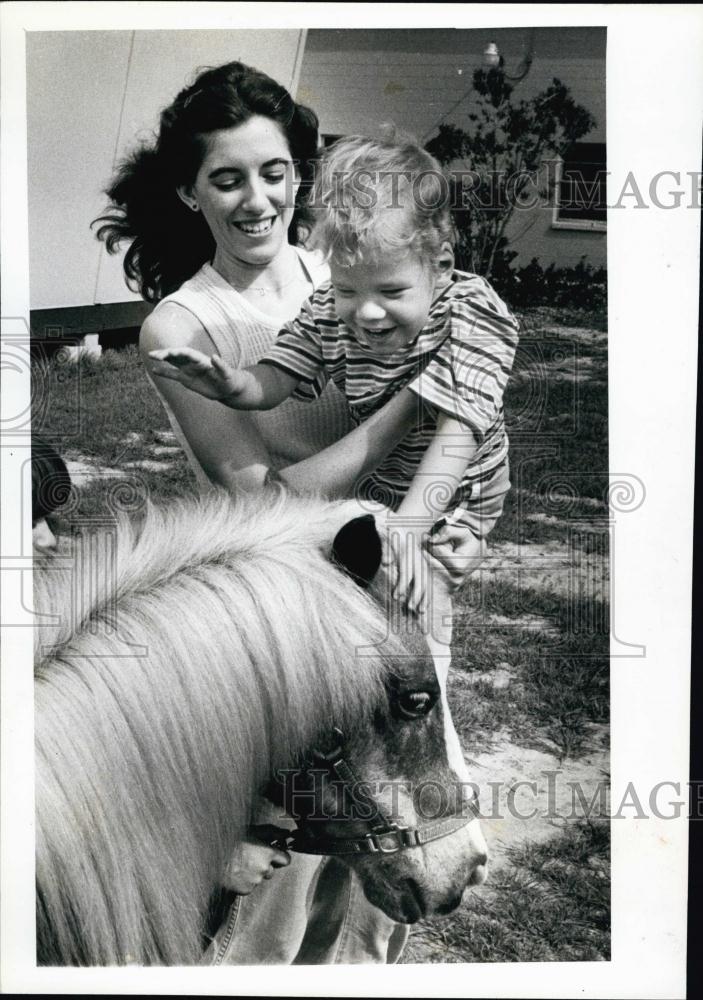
<box><xmin>186</xmin><ymin>115</ymin><xmax>299</xmax><ymax>268</ymax></box>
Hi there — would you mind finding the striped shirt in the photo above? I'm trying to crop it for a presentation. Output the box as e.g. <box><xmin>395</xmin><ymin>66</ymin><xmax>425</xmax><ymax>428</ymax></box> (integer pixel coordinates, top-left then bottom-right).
<box><xmin>149</xmin><ymin>249</ymin><xmax>352</xmax><ymax>489</ymax></box>
<box><xmin>262</xmin><ymin>270</ymin><xmax>519</xmax><ymax>524</ymax></box>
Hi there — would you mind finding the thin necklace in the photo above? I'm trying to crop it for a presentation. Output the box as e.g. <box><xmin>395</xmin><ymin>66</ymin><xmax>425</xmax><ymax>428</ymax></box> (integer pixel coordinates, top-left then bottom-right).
<box><xmin>219</xmin><ymin>250</ymin><xmax>311</xmax><ymax>297</ymax></box>
<box><xmin>231</xmin><ymin>271</ymin><xmax>310</xmax><ymax>297</ymax></box>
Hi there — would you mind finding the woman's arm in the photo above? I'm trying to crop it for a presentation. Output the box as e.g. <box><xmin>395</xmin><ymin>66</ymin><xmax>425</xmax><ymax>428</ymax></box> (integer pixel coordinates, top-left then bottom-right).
<box><xmin>140</xmin><ymin>305</ymin><xmax>283</xmax><ymax>491</ymax></box>
<box><xmin>277</xmin><ymin>388</ymin><xmax>422</xmax><ymax>498</ymax></box>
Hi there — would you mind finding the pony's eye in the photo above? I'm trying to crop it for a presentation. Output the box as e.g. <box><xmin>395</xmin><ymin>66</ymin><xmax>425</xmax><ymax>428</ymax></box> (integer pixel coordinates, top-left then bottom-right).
<box><xmin>395</xmin><ymin>690</ymin><xmax>437</xmax><ymax>720</ymax></box>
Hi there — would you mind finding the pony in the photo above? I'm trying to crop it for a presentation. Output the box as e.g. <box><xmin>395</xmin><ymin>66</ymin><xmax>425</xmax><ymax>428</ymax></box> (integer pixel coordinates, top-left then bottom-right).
<box><xmin>34</xmin><ymin>488</ymin><xmax>487</xmax><ymax>965</ymax></box>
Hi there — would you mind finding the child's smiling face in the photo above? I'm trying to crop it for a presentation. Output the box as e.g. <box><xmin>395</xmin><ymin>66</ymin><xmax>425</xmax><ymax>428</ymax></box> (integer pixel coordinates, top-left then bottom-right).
<box><xmin>330</xmin><ymin>247</ymin><xmax>452</xmax><ymax>356</ymax></box>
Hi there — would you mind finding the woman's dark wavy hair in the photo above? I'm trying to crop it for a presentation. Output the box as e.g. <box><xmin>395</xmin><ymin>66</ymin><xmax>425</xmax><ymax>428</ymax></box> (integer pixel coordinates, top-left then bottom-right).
<box><xmin>93</xmin><ymin>61</ymin><xmax>320</xmax><ymax>302</ymax></box>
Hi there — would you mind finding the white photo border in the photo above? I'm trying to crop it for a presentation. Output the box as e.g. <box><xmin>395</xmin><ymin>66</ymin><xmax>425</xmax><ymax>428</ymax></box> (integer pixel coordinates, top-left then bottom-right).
<box><xmin>2</xmin><ymin>3</ymin><xmax>700</xmax><ymax>996</ymax></box>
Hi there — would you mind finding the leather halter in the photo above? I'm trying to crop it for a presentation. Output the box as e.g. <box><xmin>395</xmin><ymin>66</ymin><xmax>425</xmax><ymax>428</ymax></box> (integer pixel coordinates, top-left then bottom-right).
<box><xmin>271</xmin><ymin>728</ymin><xmax>479</xmax><ymax>857</ymax></box>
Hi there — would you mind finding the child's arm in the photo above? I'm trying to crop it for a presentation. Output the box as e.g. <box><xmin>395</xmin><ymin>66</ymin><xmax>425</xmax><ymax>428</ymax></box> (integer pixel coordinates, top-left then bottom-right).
<box><xmin>384</xmin><ymin>413</ymin><xmax>478</xmax><ymax>614</ymax></box>
<box><xmin>148</xmin><ymin>347</ymin><xmax>298</xmax><ymax>411</ymax></box>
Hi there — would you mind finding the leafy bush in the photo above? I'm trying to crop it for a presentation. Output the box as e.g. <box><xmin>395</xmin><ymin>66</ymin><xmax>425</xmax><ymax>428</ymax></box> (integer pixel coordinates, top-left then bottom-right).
<box><xmin>426</xmin><ymin>69</ymin><xmax>596</xmax><ymax>281</ymax></box>
<box><xmin>494</xmin><ymin>255</ymin><xmax>607</xmax><ymax>311</ymax></box>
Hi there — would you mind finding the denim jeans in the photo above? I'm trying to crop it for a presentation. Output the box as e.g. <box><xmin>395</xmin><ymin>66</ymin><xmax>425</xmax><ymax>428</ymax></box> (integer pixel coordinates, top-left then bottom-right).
<box><xmin>203</xmin><ymin>854</ymin><xmax>408</xmax><ymax>965</ymax></box>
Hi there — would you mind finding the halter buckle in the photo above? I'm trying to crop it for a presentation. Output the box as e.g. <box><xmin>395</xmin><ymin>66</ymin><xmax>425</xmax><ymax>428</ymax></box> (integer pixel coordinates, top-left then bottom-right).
<box><xmin>366</xmin><ymin>826</ymin><xmax>410</xmax><ymax>854</ymax></box>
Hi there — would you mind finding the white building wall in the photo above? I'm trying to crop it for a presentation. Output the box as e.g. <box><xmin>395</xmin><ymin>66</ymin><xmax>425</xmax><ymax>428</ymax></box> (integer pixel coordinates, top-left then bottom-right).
<box><xmin>298</xmin><ymin>27</ymin><xmax>606</xmax><ymax>269</ymax></box>
<box><xmin>26</xmin><ymin>27</ymin><xmax>606</xmax><ymax>313</ymax></box>
<box><xmin>27</xmin><ymin>30</ymin><xmax>307</xmax><ymax>310</ymax></box>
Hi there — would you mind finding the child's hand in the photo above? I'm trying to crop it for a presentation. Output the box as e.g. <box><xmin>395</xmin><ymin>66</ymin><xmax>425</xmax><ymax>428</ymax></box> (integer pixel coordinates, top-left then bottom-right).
<box><xmin>148</xmin><ymin>348</ymin><xmax>246</xmax><ymax>403</ymax></box>
<box><xmin>223</xmin><ymin>825</ymin><xmax>292</xmax><ymax>896</ymax></box>
<box><xmin>382</xmin><ymin>515</ymin><xmax>432</xmax><ymax>617</ymax></box>
<box><xmin>425</xmin><ymin>523</ymin><xmax>485</xmax><ymax>591</ymax></box>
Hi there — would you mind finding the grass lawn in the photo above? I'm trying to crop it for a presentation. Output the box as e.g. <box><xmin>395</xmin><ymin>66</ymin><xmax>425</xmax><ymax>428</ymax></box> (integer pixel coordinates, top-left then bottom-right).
<box><xmin>407</xmin><ymin>819</ymin><xmax>609</xmax><ymax>963</ymax></box>
<box><xmin>31</xmin><ymin>306</ymin><xmax>610</xmax><ymax>962</ymax></box>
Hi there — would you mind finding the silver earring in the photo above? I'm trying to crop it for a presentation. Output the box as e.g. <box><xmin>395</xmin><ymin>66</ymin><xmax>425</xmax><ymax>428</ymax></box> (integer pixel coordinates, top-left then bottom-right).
<box><xmin>190</xmin><ymin>203</ymin><xmax>199</xmax><ymax>212</ymax></box>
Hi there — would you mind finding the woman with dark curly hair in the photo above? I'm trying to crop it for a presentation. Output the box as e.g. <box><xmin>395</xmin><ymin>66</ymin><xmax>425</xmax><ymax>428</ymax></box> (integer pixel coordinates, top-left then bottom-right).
<box><xmin>95</xmin><ymin>60</ymin><xmax>416</xmax><ymax>498</ymax></box>
<box><xmin>94</xmin><ymin>60</ymin><xmax>415</xmax><ymax>965</ymax></box>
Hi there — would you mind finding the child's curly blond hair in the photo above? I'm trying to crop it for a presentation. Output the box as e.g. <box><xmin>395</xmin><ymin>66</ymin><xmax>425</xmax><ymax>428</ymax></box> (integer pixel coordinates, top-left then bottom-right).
<box><xmin>308</xmin><ymin>132</ymin><xmax>454</xmax><ymax>267</ymax></box>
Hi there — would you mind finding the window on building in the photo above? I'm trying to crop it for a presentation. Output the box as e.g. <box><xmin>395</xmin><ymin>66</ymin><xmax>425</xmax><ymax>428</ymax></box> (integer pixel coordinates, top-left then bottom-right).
<box><xmin>552</xmin><ymin>142</ymin><xmax>607</xmax><ymax>231</ymax></box>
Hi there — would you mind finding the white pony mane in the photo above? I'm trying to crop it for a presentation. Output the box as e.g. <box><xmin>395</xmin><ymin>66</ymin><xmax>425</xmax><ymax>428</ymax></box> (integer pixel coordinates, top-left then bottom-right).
<box><xmin>34</xmin><ymin>488</ymin><xmax>392</xmax><ymax>965</ymax></box>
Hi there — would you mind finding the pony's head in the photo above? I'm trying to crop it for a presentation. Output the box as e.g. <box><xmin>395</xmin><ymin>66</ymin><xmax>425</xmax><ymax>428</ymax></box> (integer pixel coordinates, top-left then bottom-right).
<box><xmin>270</xmin><ymin>508</ymin><xmax>488</xmax><ymax>923</ymax></box>
<box><xmin>34</xmin><ymin>489</ymin><xmax>486</xmax><ymax>964</ymax></box>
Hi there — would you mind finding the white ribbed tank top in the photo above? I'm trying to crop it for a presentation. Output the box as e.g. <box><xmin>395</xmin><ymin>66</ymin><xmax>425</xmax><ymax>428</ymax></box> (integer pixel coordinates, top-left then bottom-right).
<box><xmin>150</xmin><ymin>247</ymin><xmax>352</xmax><ymax>489</ymax></box>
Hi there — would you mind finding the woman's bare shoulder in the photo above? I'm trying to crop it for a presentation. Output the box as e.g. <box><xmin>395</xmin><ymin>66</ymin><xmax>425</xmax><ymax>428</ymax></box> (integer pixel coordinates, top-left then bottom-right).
<box><xmin>140</xmin><ymin>301</ymin><xmax>214</xmax><ymax>354</ymax></box>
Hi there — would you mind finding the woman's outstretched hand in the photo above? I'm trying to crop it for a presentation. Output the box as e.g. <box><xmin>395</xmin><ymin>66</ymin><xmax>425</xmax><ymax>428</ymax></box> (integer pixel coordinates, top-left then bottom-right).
<box><xmin>148</xmin><ymin>347</ymin><xmax>246</xmax><ymax>402</ymax></box>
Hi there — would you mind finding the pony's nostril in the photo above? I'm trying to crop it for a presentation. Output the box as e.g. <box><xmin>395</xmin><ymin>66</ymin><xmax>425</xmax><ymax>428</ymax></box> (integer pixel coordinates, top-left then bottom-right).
<box><xmin>468</xmin><ymin>858</ymin><xmax>488</xmax><ymax>886</ymax></box>
<box><xmin>404</xmin><ymin>877</ymin><xmax>428</xmax><ymax>919</ymax></box>
<box><xmin>436</xmin><ymin>892</ymin><xmax>463</xmax><ymax>916</ymax></box>
<box><xmin>475</xmin><ymin>851</ymin><xmax>488</xmax><ymax>869</ymax></box>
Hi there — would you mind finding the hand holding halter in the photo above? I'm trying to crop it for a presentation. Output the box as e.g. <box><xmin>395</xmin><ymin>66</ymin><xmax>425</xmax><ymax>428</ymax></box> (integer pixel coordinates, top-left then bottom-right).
<box><xmin>248</xmin><ymin>823</ymin><xmax>297</xmax><ymax>853</ymax></box>
<box><xmin>224</xmin><ymin>825</ymin><xmax>292</xmax><ymax>895</ymax></box>
<box><xmin>274</xmin><ymin>728</ymin><xmax>479</xmax><ymax>857</ymax></box>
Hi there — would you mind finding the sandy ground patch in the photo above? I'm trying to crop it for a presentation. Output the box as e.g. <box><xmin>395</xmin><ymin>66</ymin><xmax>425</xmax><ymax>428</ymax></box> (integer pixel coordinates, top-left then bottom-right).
<box><xmin>515</xmin><ymin>487</ymin><xmax>607</xmax><ymax>511</ymax></box>
<box><xmin>64</xmin><ymin>437</ymin><xmax>184</xmax><ymax>482</ymax></box>
<box><xmin>122</xmin><ymin>458</ymin><xmax>181</xmax><ymax>472</ymax></box>
<box><xmin>466</xmin><ymin>726</ymin><xmax>609</xmax><ymax>872</ymax></box>
<box><xmin>64</xmin><ymin>453</ymin><xmax>125</xmax><ymax>481</ymax></box>
<box><xmin>404</xmin><ymin>723</ymin><xmax>610</xmax><ymax>963</ymax></box>
<box><xmin>479</xmin><ymin>537</ymin><xmax>609</xmax><ymax>603</ymax></box>
<box><xmin>537</xmin><ymin>325</ymin><xmax>608</xmax><ymax>347</ymax></box>
<box><xmin>517</xmin><ymin>354</ymin><xmax>599</xmax><ymax>384</ymax></box>
<box><xmin>524</xmin><ymin>511</ymin><xmax>609</xmax><ymax>531</ymax></box>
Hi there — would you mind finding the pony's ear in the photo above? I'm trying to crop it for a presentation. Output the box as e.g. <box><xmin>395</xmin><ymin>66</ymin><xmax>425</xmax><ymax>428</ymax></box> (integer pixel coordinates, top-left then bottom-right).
<box><xmin>332</xmin><ymin>513</ymin><xmax>382</xmax><ymax>589</ymax></box>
